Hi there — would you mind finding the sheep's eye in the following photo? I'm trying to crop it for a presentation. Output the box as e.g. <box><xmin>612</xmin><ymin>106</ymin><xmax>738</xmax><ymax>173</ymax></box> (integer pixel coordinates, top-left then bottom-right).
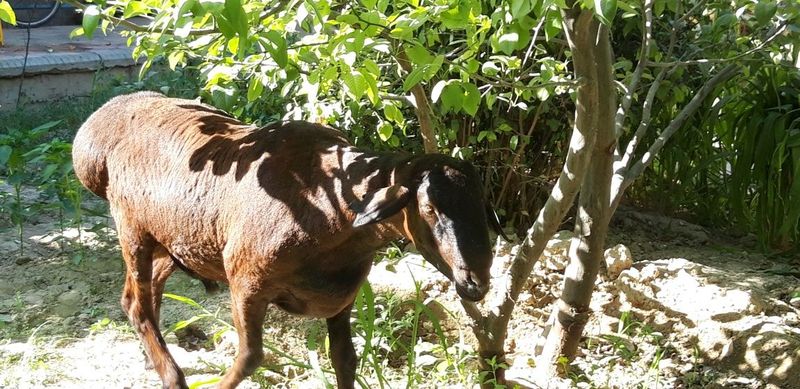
<box><xmin>423</xmin><ymin>204</ymin><xmax>436</xmax><ymax>216</ymax></box>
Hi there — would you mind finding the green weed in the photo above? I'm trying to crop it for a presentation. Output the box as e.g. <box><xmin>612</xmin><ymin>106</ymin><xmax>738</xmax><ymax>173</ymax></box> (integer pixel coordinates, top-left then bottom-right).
<box><xmin>0</xmin><ymin>120</ymin><xmax>62</xmax><ymax>258</ymax></box>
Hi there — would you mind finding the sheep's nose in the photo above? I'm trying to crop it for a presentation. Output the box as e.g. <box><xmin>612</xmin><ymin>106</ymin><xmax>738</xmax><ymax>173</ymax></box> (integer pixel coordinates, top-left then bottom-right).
<box><xmin>456</xmin><ymin>271</ymin><xmax>490</xmax><ymax>301</ymax></box>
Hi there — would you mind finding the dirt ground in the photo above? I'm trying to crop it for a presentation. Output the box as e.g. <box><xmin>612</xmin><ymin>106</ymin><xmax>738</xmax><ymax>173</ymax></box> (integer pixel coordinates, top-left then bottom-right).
<box><xmin>0</xmin><ymin>186</ymin><xmax>799</xmax><ymax>388</ymax></box>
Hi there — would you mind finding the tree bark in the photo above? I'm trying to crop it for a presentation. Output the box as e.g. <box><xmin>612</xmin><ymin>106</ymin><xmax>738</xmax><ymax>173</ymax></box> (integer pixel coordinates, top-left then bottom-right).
<box><xmin>535</xmin><ymin>6</ymin><xmax>616</xmax><ymax>376</ymax></box>
<box><xmin>395</xmin><ymin>47</ymin><xmax>439</xmax><ymax>154</ymax></box>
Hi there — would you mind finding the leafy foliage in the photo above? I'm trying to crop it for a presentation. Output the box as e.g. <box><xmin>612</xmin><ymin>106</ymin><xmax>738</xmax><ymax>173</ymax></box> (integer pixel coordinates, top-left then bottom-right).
<box><xmin>621</xmin><ymin>0</ymin><xmax>800</xmax><ymax>251</ymax></box>
<box><xmin>58</xmin><ymin>0</ymin><xmax>798</xmax><ymax>248</ymax></box>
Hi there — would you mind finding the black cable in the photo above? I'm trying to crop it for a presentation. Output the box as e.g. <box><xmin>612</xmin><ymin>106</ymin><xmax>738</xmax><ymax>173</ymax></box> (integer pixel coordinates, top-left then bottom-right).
<box><xmin>15</xmin><ymin>12</ymin><xmax>32</xmax><ymax>109</ymax></box>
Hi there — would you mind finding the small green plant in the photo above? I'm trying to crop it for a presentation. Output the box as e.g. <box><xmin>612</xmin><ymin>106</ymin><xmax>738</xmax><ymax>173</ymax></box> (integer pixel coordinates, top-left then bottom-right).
<box><xmin>163</xmin><ymin>293</ymin><xmax>347</xmax><ymax>387</ymax></box>
<box><xmin>0</xmin><ymin>120</ymin><xmax>62</xmax><ymax>258</ymax></box>
<box><xmin>374</xmin><ymin>242</ymin><xmax>405</xmax><ymax>271</ymax></box>
<box><xmin>162</xmin><ymin>293</ymin><xmax>233</xmax><ymax>342</ymax></box>
<box><xmin>479</xmin><ymin>355</ymin><xmax>509</xmax><ymax>389</ymax></box>
<box><xmin>594</xmin><ymin>311</ymin><xmax>674</xmax><ymax>388</ymax></box>
<box><xmin>25</xmin><ymin>138</ymin><xmax>90</xmax><ymax>263</ymax></box>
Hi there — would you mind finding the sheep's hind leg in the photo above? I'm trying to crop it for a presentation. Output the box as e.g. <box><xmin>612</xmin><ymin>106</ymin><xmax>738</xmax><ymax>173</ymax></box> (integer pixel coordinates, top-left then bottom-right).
<box><xmin>117</xmin><ymin>225</ymin><xmax>187</xmax><ymax>389</ymax></box>
<box><xmin>139</xmin><ymin>246</ymin><xmax>177</xmax><ymax>370</ymax></box>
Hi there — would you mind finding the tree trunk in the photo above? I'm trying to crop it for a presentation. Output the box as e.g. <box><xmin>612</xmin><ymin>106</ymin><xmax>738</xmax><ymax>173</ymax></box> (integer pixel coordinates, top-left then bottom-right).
<box><xmin>535</xmin><ymin>6</ymin><xmax>616</xmax><ymax>376</ymax></box>
<box><xmin>463</xmin><ymin>6</ymin><xmax>606</xmax><ymax>385</ymax></box>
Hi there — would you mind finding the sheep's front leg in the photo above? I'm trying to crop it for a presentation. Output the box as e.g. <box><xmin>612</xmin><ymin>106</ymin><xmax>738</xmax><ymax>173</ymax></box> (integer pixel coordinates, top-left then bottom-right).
<box><xmin>218</xmin><ymin>279</ymin><xmax>268</xmax><ymax>389</ymax></box>
<box><xmin>327</xmin><ymin>304</ymin><xmax>356</xmax><ymax>389</ymax></box>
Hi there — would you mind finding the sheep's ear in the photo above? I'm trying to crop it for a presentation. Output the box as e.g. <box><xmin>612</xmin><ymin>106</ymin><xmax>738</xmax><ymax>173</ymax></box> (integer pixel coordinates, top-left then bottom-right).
<box><xmin>352</xmin><ymin>185</ymin><xmax>411</xmax><ymax>227</ymax></box>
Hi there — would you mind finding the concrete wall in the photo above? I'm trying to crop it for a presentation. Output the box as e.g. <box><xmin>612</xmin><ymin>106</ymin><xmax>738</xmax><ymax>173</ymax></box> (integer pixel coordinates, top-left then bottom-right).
<box><xmin>0</xmin><ymin>48</ymin><xmax>139</xmax><ymax>111</ymax></box>
<box><xmin>0</xmin><ymin>67</ymin><xmax>137</xmax><ymax>111</ymax></box>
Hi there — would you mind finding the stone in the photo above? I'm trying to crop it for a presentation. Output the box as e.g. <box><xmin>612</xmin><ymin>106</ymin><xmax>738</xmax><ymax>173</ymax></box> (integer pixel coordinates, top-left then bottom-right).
<box><xmin>543</xmin><ymin>230</ymin><xmax>573</xmax><ymax>271</ymax></box>
<box><xmin>23</xmin><ymin>292</ymin><xmax>45</xmax><ymax>307</ymax></box>
<box><xmin>614</xmin><ymin>258</ymin><xmax>798</xmax><ymax>388</ymax></box>
<box><xmin>215</xmin><ymin>330</ymin><xmax>239</xmax><ymax>356</ymax></box>
<box><xmin>603</xmin><ymin>244</ymin><xmax>633</xmax><ymax>280</ymax></box>
<box><xmin>15</xmin><ymin>256</ymin><xmax>32</xmax><ymax>265</ymax></box>
<box><xmin>54</xmin><ymin>289</ymin><xmax>83</xmax><ymax>317</ymax></box>
<box><xmin>789</xmin><ymin>297</ymin><xmax>800</xmax><ymax>309</ymax></box>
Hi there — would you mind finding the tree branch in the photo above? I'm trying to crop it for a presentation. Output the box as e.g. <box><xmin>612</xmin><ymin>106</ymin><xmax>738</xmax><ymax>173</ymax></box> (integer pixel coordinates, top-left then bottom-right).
<box><xmin>619</xmin><ymin>64</ymin><xmax>739</xmax><ymax>193</ymax></box>
<box><xmin>647</xmin><ymin>22</ymin><xmax>788</xmax><ymax>68</ymax></box>
<box><xmin>380</xmin><ymin>93</ymin><xmax>415</xmax><ymax>106</ymax></box>
<box><xmin>616</xmin><ymin>66</ymin><xmax>670</xmax><ymax>172</ymax></box>
<box><xmin>614</xmin><ymin>0</ymin><xmax>653</xmax><ymax>138</ymax></box>
<box><xmin>395</xmin><ymin>45</ymin><xmax>439</xmax><ymax>153</ymax></box>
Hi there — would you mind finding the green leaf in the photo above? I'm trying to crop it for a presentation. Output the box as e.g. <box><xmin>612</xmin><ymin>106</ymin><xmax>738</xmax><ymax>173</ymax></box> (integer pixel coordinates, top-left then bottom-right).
<box><xmin>123</xmin><ymin>1</ymin><xmax>149</xmax><ymax>18</ymax></box>
<box><xmin>536</xmin><ymin>87</ymin><xmax>550</xmax><ymax>101</ymax></box>
<box><xmin>168</xmin><ymin>315</ymin><xmax>205</xmax><ymax>333</ymax></box>
<box><xmin>174</xmin><ymin>0</ymin><xmax>197</xmax><ymax>23</ymax></box>
<box><xmin>653</xmin><ymin>0</ymin><xmax>665</xmax><ymax>16</ymax></box>
<box><xmin>31</xmin><ymin>120</ymin><xmax>62</xmax><ymax>133</ymax></box>
<box><xmin>495</xmin><ymin>31</ymin><xmax>519</xmax><ymax>55</ymax></box>
<box><xmin>425</xmin><ymin>55</ymin><xmax>444</xmax><ymax>80</ymax></box>
<box><xmin>713</xmin><ymin>13</ymin><xmax>736</xmax><ymax>31</ymax></box>
<box><xmin>0</xmin><ymin>0</ymin><xmax>16</xmax><ymax>25</ymax></box>
<box><xmin>247</xmin><ymin>75</ymin><xmax>264</xmax><ymax>102</ymax></box>
<box><xmin>359</xmin><ymin>68</ymin><xmax>380</xmax><ymax>105</ymax></box>
<box><xmin>400</xmin><ymin>53</ymin><xmax>442</xmax><ymax>92</ymax></box>
<box><xmin>510</xmin><ymin>0</ymin><xmax>533</xmax><ymax>20</ymax></box>
<box><xmin>482</xmin><ymin>61</ymin><xmax>500</xmax><ymax>76</ymax></box>
<box><xmin>378</xmin><ymin>122</ymin><xmax>393</xmax><ymax>142</ymax></box>
<box><xmin>405</xmin><ymin>45</ymin><xmax>433</xmax><ymax>65</ymax></box>
<box><xmin>188</xmin><ymin>376</ymin><xmax>221</xmax><ymax>389</ymax></box>
<box><xmin>342</xmin><ymin>70</ymin><xmax>366</xmax><ymax>100</ymax></box>
<box><xmin>163</xmin><ymin>293</ymin><xmax>203</xmax><ymax>309</ymax></box>
<box><xmin>440</xmin><ymin>83</ymin><xmax>463</xmax><ymax>113</ymax></box>
<box><xmin>167</xmin><ymin>51</ymin><xmax>185</xmax><ymax>70</ymax></box>
<box><xmin>486</xmin><ymin>92</ymin><xmax>496</xmax><ymax>109</ymax></box>
<box><xmin>510</xmin><ymin>135</ymin><xmax>519</xmax><ymax>150</ymax></box>
<box><xmin>465</xmin><ymin>59</ymin><xmax>480</xmax><ymax>74</ymax></box>
<box><xmin>40</xmin><ymin>164</ymin><xmax>58</xmax><ymax>180</ymax></box>
<box><xmin>402</xmin><ymin>67</ymin><xmax>426</xmax><ymax>92</ymax></box>
<box><xmin>223</xmin><ymin>0</ymin><xmax>249</xmax><ymax>55</ymax></box>
<box><xmin>594</xmin><ymin>0</ymin><xmax>617</xmax><ymax>25</ymax></box>
<box><xmin>384</xmin><ymin>104</ymin><xmax>404</xmax><ymax>124</ymax></box>
<box><xmin>264</xmin><ymin>31</ymin><xmax>288</xmax><ymax>68</ymax></box>
<box><xmin>82</xmin><ymin>5</ymin><xmax>101</xmax><ymax>39</ymax></box>
<box><xmin>69</xmin><ymin>27</ymin><xmax>85</xmax><ymax>38</ymax></box>
<box><xmin>200</xmin><ymin>0</ymin><xmax>225</xmax><ymax>14</ymax></box>
<box><xmin>0</xmin><ymin>145</ymin><xmax>11</xmax><ymax>167</ymax></box>
<box><xmin>336</xmin><ymin>14</ymin><xmax>359</xmax><ymax>25</ymax></box>
<box><xmin>755</xmin><ymin>2</ymin><xmax>777</xmax><ymax>26</ymax></box>
<box><xmin>461</xmin><ymin>82</ymin><xmax>481</xmax><ymax>116</ymax></box>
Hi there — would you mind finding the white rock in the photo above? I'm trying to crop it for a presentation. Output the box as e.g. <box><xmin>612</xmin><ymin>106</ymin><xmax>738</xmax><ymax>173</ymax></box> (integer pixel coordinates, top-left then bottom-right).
<box><xmin>603</xmin><ymin>244</ymin><xmax>633</xmax><ymax>280</ymax></box>
<box><xmin>639</xmin><ymin>264</ymin><xmax>660</xmax><ymax>282</ymax></box>
<box><xmin>543</xmin><ymin>230</ymin><xmax>573</xmax><ymax>271</ymax></box>
<box><xmin>216</xmin><ymin>330</ymin><xmax>239</xmax><ymax>355</ymax></box>
<box><xmin>790</xmin><ymin>297</ymin><xmax>800</xmax><ymax>309</ymax></box>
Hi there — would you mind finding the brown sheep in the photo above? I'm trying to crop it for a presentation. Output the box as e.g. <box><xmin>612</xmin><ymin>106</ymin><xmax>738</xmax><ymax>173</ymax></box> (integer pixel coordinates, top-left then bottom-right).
<box><xmin>72</xmin><ymin>91</ymin><xmax>499</xmax><ymax>388</ymax></box>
